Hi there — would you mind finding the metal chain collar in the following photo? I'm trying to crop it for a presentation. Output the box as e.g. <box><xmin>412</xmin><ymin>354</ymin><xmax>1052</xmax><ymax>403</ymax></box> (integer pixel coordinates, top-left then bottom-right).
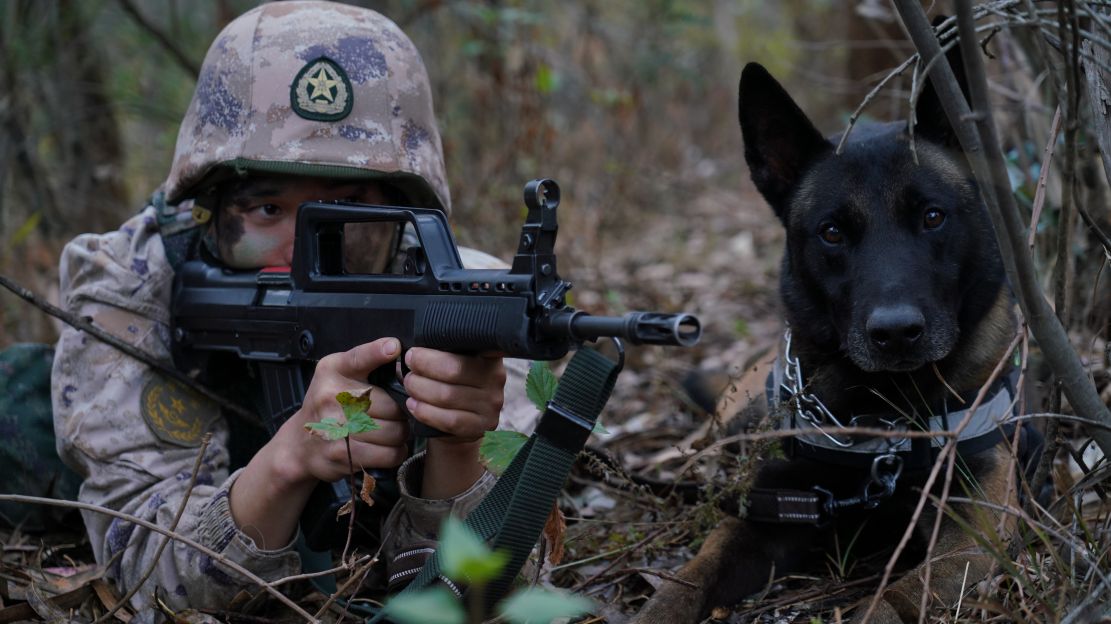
<box><xmin>779</xmin><ymin>328</ymin><xmax>905</xmax><ymax>512</ymax></box>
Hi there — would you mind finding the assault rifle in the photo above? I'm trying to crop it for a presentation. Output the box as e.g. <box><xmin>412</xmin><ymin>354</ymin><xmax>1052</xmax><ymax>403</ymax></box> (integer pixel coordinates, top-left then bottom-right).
<box><xmin>170</xmin><ymin>179</ymin><xmax>701</xmax><ymax>550</ymax></box>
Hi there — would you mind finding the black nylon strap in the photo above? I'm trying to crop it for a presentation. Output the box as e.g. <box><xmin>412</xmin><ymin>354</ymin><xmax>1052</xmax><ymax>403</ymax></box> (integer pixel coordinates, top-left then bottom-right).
<box><xmin>746</xmin><ymin>488</ymin><xmax>823</xmax><ymax>524</ymax></box>
<box><xmin>376</xmin><ymin>347</ymin><xmax>620</xmax><ymax>620</ymax></box>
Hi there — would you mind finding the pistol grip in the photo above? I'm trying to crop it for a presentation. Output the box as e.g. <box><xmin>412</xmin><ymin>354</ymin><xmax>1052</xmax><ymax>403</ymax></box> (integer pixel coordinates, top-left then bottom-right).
<box><xmin>366</xmin><ymin>362</ymin><xmax>447</xmax><ymax>438</ymax></box>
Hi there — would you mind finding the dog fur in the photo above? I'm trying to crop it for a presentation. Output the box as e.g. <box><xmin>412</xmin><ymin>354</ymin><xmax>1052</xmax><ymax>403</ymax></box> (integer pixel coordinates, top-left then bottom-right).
<box><xmin>631</xmin><ymin>58</ymin><xmax>1026</xmax><ymax>623</ymax></box>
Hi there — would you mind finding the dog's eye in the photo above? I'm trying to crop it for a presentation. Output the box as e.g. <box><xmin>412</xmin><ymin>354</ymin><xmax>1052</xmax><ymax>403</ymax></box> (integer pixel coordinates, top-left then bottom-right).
<box><xmin>923</xmin><ymin>208</ymin><xmax>946</xmax><ymax>230</ymax></box>
<box><xmin>818</xmin><ymin>223</ymin><xmax>844</xmax><ymax>245</ymax></box>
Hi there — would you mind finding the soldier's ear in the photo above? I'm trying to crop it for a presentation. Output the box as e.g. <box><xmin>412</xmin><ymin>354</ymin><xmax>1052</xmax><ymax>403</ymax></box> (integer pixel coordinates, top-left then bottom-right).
<box><xmin>738</xmin><ymin>63</ymin><xmax>831</xmax><ymax>224</ymax></box>
<box><xmin>912</xmin><ymin>16</ymin><xmax>970</xmax><ymax>150</ymax></box>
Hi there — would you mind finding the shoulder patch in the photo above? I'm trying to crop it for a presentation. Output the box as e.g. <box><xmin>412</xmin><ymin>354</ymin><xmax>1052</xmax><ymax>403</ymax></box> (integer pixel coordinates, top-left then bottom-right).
<box><xmin>291</xmin><ymin>57</ymin><xmax>353</xmax><ymax>122</ymax></box>
<box><xmin>140</xmin><ymin>377</ymin><xmax>219</xmax><ymax>447</ymax></box>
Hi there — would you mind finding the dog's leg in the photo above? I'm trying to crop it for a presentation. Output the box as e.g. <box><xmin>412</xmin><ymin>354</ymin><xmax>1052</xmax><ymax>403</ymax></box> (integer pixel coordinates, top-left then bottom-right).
<box><xmin>631</xmin><ymin>514</ymin><xmax>819</xmax><ymax>624</ymax></box>
<box><xmin>861</xmin><ymin>448</ymin><xmax>1015</xmax><ymax>623</ymax></box>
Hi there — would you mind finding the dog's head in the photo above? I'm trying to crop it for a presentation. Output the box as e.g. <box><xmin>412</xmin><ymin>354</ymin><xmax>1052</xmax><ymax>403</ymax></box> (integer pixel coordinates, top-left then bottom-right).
<box><xmin>738</xmin><ymin>60</ymin><xmax>1005</xmax><ymax>373</ymax></box>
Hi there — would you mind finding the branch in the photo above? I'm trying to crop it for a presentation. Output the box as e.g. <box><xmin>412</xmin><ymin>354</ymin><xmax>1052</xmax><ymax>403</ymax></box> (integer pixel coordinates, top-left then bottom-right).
<box><xmin>116</xmin><ymin>0</ymin><xmax>200</xmax><ymax>78</ymax></box>
<box><xmin>893</xmin><ymin>0</ymin><xmax>1111</xmax><ymax>462</ymax></box>
<box><xmin>0</xmin><ymin>493</ymin><xmax>318</xmax><ymax>623</ymax></box>
<box><xmin>0</xmin><ymin>272</ymin><xmax>259</xmax><ymax>424</ymax></box>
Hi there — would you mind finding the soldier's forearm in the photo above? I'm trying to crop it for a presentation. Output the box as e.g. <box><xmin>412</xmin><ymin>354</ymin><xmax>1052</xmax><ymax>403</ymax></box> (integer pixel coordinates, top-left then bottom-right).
<box><xmin>420</xmin><ymin>438</ymin><xmax>485</xmax><ymax>500</ymax></box>
<box><xmin>228</xmin><ymin>438</ymin><xmax>315</xmax><ymax>551</ymax></box>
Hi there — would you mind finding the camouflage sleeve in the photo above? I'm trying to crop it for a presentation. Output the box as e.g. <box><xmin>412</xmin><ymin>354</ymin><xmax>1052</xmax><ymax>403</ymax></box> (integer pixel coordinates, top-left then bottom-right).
<box><xmin>51</xmin><ymin>210</ymin><xmax>300</xmax><ymax>616</ymax></box>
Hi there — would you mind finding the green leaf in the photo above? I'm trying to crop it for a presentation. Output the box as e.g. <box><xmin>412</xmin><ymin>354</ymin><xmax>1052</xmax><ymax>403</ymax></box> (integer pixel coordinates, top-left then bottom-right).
<box><xmin>439</xmin><ymin>516</ymin><xmax>508</xmax><ymax>585</ymax></box>
<box><xmin>534</xmin><ymin>63</ymin><xmax>560</xmax><ymax>94</ymax></box>
<box><xmin>383</xmin><ymin>587</ymin><xmax>465</xmax><ymax>624</ymax></box>
<box><xmin>345</xmin><ymin>411</ymin><xmax>379</xmax><ymax>435</ymax></box>
<box><xmin>336</xmin><ymin>390</ymin><xmax>371</xmax><ymax>421</ymax></box>
<box><xmin>304</xmin><ymin>417</ymin><xmax>348</xmax><ymax>441</ymax></box>
<box><xmin>10</xmin><ymin>212</ymin><xmax>40</xmax><ymax>246</ymax></box>
<box><xmin>479</xmin><ymin>430</ymin><xmax>529</xmax><ymax>476</ymax></box>
<box><xmin>591</xmin><ymin>421</ymin><xmax>609</xmax><ymax>436</ymax></box>
<box><xmin>525</xmin><ymin>361</ymin><xmax>559</xmax><ymax>411</ymax></box>
<box><xmin>498</xmin><ymin>587</ymin><xmax>593</xmax><ymax>624</ymax></box>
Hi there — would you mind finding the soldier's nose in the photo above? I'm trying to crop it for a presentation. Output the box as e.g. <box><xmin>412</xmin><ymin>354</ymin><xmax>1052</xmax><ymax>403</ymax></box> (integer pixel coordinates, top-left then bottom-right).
<box><xmin>866</xmin><ymin>305</ymin><xmax>924</xmax><ymax>352</ymax></box>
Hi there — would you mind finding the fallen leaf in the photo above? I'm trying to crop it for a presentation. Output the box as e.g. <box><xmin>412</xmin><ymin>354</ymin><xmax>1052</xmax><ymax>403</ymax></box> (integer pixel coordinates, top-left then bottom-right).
<box><xmin>542</xmin><ymin>503</ymin><xmax>566</xmax><ymax>565</ymax></box>
<box><xmin>360</xmin><ymin>472</ymin><xmax>377</xmax><ymax>507</ymax></box>
<box><xmin>337</xmin><ymin>500</ymin><xmax>354</xmax><ymax>518</ymax></box>
<box><xmin>91</xmin><ymin>579</ymin><xmax>131</xmax><ymax>622</ymax></box>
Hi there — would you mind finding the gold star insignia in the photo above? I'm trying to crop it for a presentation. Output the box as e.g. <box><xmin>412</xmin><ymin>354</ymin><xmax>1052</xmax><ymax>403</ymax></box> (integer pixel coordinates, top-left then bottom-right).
<box><xmin>307</xmin><ymin>66</ymin><xmax>338</xmax><ymax>102</ymax></box>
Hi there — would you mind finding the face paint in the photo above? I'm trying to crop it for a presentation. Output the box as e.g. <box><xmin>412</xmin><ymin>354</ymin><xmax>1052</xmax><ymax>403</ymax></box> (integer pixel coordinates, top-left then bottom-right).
<box><xmin>214</xmin><ymin>175</ymin><xmax>391</xmax><ymax>269</ymax></box>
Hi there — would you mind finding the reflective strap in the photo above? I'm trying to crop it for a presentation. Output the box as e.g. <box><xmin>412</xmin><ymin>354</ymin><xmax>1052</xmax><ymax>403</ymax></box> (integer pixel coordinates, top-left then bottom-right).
<box><xmin>746</xmin><ymin>488</ymin><xmax>823</xmax><ymax>524</ymax></box>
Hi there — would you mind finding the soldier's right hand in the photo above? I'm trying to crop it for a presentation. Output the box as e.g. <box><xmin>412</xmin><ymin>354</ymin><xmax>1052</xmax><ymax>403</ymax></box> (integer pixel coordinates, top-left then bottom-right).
<box><xmin>271</xmin><ymin>337</ymin><xmax>409</xmax><ymax>485</ymax></box>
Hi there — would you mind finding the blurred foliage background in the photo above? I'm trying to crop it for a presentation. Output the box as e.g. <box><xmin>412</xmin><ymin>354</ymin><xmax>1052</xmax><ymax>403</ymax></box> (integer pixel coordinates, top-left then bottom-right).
<box><xmin>0</xmin><ymin>0</ymin><xmax>934</xmax><ymax>347</ymax></box>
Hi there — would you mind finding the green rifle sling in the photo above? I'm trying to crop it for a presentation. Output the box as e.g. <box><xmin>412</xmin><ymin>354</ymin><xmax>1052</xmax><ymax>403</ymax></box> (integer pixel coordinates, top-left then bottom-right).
<box><xmin>375</xmin><ymin>346</ymin><xmax>620</xmax><ymax>620</ymax></box>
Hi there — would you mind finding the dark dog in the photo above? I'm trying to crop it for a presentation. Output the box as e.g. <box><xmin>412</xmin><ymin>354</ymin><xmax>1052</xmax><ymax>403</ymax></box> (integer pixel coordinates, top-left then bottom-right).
<box><xmin>632</xmin><ymin>59</ymin><xmax>1038</xmax><ymax>623</ymax></box>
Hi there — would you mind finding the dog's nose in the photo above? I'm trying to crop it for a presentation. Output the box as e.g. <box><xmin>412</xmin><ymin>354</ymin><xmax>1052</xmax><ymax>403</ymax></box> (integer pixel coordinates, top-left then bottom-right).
<box><xmin>867</xmin><ymin>305</ymin><xmax>925</xmax><ymax>352</ymax></box>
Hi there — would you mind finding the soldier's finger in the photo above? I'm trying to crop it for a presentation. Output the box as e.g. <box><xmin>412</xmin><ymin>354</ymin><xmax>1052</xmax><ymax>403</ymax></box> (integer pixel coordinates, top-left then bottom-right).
<box><xmin>403</xmin><ymin>372</ymin><xmax>503</xmax><ymax>415</ymax></box>
<box><xmin>407</xmin><ymin>401</ymin><xmax>495</xmax><ymax>441</ymax></box>
<box><xmin>346</xmin><ymin>440</ymin><xmax>407</xmax><ymax>471</ymax></box>
<box><xmin>320</xmin><ymin>338</ymin><xmax>400</xmax><ymax>380</ymax></box>
<box><xmin>404</xmin><ymin>348</ymin><xmax>506</xmax><ymax>388</ymax></box>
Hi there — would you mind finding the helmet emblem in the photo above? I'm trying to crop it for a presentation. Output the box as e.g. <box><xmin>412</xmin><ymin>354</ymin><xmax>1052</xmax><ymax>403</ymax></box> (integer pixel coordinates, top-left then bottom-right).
<box><xmin>291</xmin><ymin>57</ymin><xmax>353</xmax><ymax>121</ymax></box>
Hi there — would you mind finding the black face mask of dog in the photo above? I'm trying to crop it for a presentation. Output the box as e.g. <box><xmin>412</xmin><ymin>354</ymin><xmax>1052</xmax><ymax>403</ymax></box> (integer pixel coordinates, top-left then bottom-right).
<box><xmin>738</xmin><ymin>63</ymin><xmax>1006</xmax><ymax>374</ymax></box>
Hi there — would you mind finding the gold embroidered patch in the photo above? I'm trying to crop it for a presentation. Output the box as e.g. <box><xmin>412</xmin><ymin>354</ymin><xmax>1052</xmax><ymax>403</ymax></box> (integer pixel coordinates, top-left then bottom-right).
<box><xmin>140</xmin><ymin>377</ymin><xmax>218</xmax><ymax>447</ymax></box>
<box><xmin>291</xmin><ymin>57</ymin><xmax>353</xmax><ymax>122</ymax></box>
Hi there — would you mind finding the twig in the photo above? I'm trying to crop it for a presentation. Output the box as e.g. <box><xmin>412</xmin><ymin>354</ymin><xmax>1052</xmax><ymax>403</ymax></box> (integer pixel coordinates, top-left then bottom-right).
<box><xmin>1026</xmin><ymin>106</ymin><xmax>1063</xmax><ymax>251</ymax></box>
<box><xmin>0</xmin><ymin>494</ymin><xmax>318</xmax><ymax>623</ymax></box>
<box><xmin>836</xmin><ymin>54</ymin><xmax>918</xmax><ymax>155</ymax></box>
<box><xmin>340</xmin><ymin>439</ymin><xmax>357</xmax><ymax>564</ymax></box>
<box><xmin>673</xmin><ymin>426</ymin><xmax>963</xmax><ymax>482</ymax></box>
<box><xmin>268</xmin><ymin>554</ymin><xmax>375</xmax><ymax>588</ymax></box>
<box><xmin>94</xmin><ymin>434</ymin><xmax>213</xmax><ymax>623</ymax></box>
<box><xmin>572</xmin><ymin>527</ymin><xmax>667</xmax><ymax>592</ymax></box>
<box><xmin>619</xmin><ymin>568</ymin><xmax>697</xmax><ymax>589</ymax></box>
<box><xmin>895</xmin><ymin>0</ymin><xmax>1111</xmax><ymax>461</ymax></box>
<box><xmin>116</xmin><ymin>0</ymin><xmax>200</xmax><ymax>77</ymax></box>
<box><xmin>313</xmin><ymin>554</ymin><xmax>378</xmax><ymax>620</ymax></box>
<box><xmin>0</xmin><ymin>272</ymin><xmax>259</xmax><ymax>424</ymax></box>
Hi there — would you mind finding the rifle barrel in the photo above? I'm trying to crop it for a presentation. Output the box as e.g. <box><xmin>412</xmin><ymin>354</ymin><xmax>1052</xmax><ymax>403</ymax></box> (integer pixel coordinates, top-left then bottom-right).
<box><xmin>569</xmin><ymin>311</ymin><xmax>701</xmax><ymax>347</ymax></box>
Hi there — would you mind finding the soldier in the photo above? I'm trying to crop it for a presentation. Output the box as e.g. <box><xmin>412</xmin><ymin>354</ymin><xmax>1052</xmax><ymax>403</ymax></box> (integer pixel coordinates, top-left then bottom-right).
<box><xmin>51</xmin><ymin>2</ymin><xmax>534</xmax><ymax>618</ymax></box>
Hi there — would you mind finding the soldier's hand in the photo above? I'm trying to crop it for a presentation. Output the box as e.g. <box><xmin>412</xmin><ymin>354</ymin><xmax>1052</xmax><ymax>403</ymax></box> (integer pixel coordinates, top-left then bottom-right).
<box><xmin>277</xmin><ymin>337</ymin><xmax>409</xmax><ymax>484</ymax></box>
<box><xmin>402</xmin><ymin>348</ymin><xmax>506</xmax><ymax>443</ymax></box>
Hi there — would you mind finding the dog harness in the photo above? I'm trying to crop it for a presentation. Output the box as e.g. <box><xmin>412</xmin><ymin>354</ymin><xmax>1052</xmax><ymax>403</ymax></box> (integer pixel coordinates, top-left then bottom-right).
<box><xmin>745</xmin><ymin>329</ymin><xmax>1019</xmax><ymax>525</ymax></box>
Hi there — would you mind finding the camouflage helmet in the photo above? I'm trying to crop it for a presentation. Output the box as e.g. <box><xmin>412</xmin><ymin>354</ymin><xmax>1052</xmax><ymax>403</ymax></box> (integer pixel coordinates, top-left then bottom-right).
<box><xmin>162</xmin><ymin>0</ymin><xmax>450</xmax><ymax>214</ymax></box>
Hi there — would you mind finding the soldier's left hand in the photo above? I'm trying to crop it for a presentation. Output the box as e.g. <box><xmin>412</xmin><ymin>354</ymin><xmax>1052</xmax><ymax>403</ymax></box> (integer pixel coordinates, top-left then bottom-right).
<box><xmin>402</xmin><ymin>348</ymin><xmax>505</xmax><ymax>443</ymax></box>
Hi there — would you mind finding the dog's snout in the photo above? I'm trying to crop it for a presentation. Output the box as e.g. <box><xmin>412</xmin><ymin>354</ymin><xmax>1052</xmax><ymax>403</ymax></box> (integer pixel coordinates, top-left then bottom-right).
<box><xmin>866</xmin><ymin>305</ymin><xmax>925</xmax><ymax>352</ymax></box>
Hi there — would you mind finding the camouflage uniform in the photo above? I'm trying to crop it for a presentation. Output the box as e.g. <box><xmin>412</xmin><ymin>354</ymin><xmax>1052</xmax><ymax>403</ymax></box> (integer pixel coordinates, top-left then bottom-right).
<box><xmin>52</xmin><ymin>2</ymin><xmax>535</xmax><ymax>619</ymax></box>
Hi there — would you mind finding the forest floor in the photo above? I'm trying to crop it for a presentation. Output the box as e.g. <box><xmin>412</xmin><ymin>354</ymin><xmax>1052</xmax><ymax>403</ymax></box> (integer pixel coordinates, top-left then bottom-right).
<box><xmin>1</xmin><ymin>178</ymin><xmax>1109</xmax><ymax>623</ymax></box>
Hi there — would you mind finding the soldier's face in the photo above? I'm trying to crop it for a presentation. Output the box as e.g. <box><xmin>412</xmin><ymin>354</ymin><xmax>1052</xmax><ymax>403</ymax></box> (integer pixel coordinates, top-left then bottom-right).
<box><xmin>216</xmin><ymin>177</ymin><xmax>389</xmax><ymax>268</ymax></box>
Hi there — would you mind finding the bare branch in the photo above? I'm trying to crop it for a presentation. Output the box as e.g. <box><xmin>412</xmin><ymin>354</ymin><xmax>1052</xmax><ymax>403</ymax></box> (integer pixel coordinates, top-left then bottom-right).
<box><xmin>116</xmin><ymin>0</ymin><xmax>200</xmax><ymax>78</ymax></box>
<box><xmin>0</xmin><ymin>272</ymin><xmax>260</xmax><ymax>424</ymax></box>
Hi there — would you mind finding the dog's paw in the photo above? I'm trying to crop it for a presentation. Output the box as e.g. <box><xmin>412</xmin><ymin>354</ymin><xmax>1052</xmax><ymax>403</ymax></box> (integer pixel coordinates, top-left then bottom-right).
<box><xmin>629</xmin><ymin>583</ymin><xmax>707</xmax><ymax>624</ymax></box>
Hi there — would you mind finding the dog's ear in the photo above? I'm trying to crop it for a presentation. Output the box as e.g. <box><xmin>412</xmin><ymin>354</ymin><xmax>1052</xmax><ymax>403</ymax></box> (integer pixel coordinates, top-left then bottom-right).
<box><xmin>739</xmin><ymin>63</ymin><xmax>831</xmax><ymax>223</ymax></box>
<box><xmin>912</xmin><ymin>16</ymin><xmax>970</xmax><ymax>149</ymax></box>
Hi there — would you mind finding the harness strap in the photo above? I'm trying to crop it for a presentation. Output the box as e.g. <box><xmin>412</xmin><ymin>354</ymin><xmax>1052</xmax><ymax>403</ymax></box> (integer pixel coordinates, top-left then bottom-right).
<box><xmin>745</xmin><ymin>489</ymin><xmax>823</xmax><ymax>524</ymax></box>
<box><xmin>378</xmin><ymin>346</ymin><xmax>620</xmax><ymax>620</ymax></box>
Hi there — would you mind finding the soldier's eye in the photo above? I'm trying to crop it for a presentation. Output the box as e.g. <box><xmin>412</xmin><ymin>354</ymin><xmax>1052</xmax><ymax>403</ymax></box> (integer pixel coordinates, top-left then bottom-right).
<box><xmin>923</xmin><ymin>208</ymin><xmax>946</xmax><ymax>230</ymax></box>
<box><xmin>258</xmin><ymin>204</ymin><xmax>282</xmax><ymax>218</ymax></box>
<box><xmin>818</xmin><ymin>222</ymin><xmax>844</xmax><ymax>245</ymax></box>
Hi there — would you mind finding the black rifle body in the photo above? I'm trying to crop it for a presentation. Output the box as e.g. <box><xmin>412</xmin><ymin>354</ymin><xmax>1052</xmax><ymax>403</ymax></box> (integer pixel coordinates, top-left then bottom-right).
<box><xmin>170</xmin><ymin>180</ymin><xmax>700</xmax><ymax>549</ymax></box>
